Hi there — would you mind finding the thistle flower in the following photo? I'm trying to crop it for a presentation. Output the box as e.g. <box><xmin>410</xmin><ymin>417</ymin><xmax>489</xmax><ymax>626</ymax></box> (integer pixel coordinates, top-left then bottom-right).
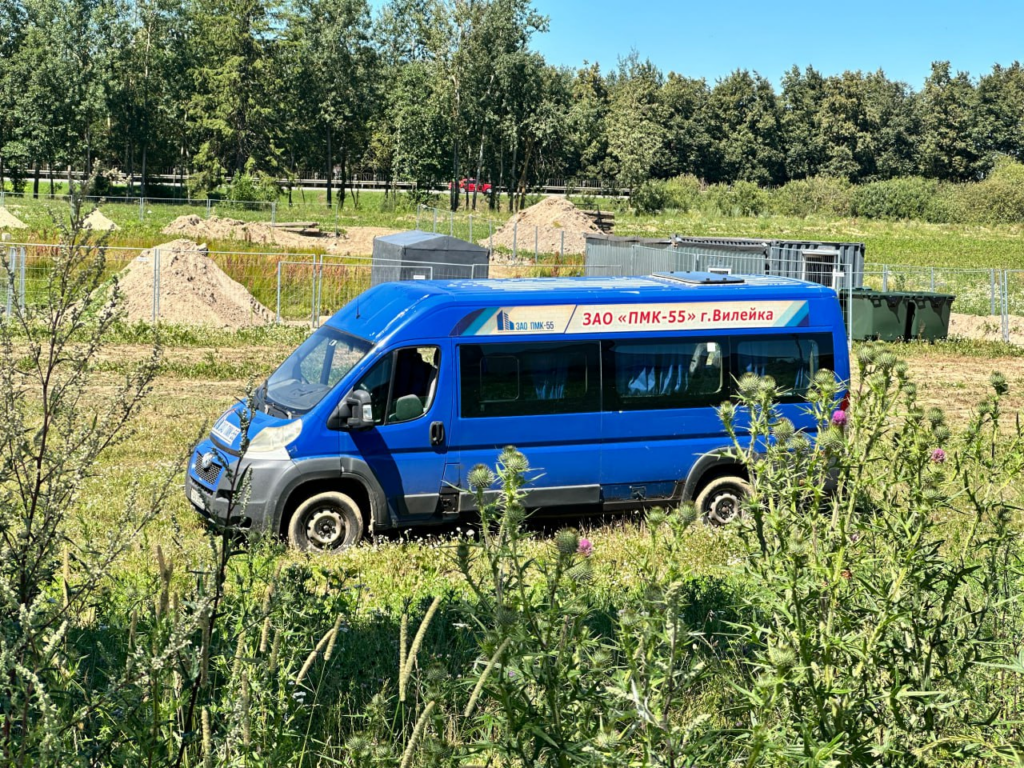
<box><xmin>676</xmin><ymin>502</ymin><xmax>698</xmax><ymax>529</ymax></box>
<box><xmin>577</xmin><ymin>538</ymin><xmax>593</xmax><ymax>557</ymax></box>
<box><xmin>555</xmin><ymin>529</ymin><xmax>579</xmax><ymax>555</ymax></box>
<box><xmin>467</xmin><ymin>464</ymin><xmax>495</xmax><ymax>491</ymax></box>
<box><xmin>991</xmin><ymin>371</ymin><xmax>1008</xmax><ymax>395</ymax></box>
<box><xmin>931</xmin><ymin>448</ymin><xmax>947</xmax><ymax>464</ymax></box>
<box><xmin>831</xmin><ymin>409</ymin><xmax>848</xmax><ymax>427</ymax></box>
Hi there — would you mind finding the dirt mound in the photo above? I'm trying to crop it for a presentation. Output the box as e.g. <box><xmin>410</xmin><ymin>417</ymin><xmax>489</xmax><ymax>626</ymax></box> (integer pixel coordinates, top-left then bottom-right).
<box><xmin>0</xmin><ymin>207</ymin><xmax>27</xmax><ymax>229</ymax></box>
<box><xmin>162</xmin><ymin>214</ymin><xmax>399</xmax><ymax>255</ymax></box>
<box><xmin>949</xmin><ymin>312</ymin><xmax>1024</xmax><ymax>345</ymax></box>
<box><xmin>84</xmin><ymin>210</ymin><xmax>119</xmax><ymax>231</ymax></box>
<box><xmin>485</xmin><ymin>197</ymin><xmax>599</xmax><ymax>255</ymax></box>
<box><xmin>118</xmin><ymin>239</ymin><xmax>273</xmax><ymax>327</ymax></box>
<box><xmin>163</xmin><ymin>214</ymin><xmax>277</xmax><ymax>243</ymax></box>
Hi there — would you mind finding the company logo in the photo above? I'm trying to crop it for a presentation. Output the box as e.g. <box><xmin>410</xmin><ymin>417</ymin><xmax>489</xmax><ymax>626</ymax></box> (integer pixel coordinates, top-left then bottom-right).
<box><xmin>201</xmin><ymin>452</ymin><xmax>215</xmax><ymax>470</ymax></box>
<box><xmin>496</xmin><ymin>310</ymin><xmax>513</xmax><ymax>331</ymax></box>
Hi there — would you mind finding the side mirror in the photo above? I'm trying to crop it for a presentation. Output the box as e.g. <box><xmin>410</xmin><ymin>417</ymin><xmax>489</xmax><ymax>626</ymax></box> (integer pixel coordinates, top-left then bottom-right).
<box><xmin>328</xmin><ymin>390</ymin><xmax>375</xmax><ymax>431</ymax></box>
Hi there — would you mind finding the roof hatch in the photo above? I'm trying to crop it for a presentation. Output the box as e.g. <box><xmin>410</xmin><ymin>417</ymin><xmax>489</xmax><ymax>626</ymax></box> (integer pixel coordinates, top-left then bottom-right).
<box><xmin>653</xmin><ymin>271</ymin><xmax>746</xmax><ymax>285</ymax></box>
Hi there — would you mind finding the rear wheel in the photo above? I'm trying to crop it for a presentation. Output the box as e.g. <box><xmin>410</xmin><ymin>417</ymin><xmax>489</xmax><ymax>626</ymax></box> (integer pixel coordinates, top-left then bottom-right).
<box><xmin>696</xmin><ymin>476</ymin><xmax>751</xmax><ymax>526</ymax></box>
<box><xmin>288</xmin><ymin>491</ymin><xmax>364</xmax><ymax>552</ymax></box>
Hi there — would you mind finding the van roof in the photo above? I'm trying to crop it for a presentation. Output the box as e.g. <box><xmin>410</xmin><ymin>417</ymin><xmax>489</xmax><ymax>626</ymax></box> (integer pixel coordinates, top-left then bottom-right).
<box><xmin>326</xmin><ymin>273</ymin><xmax>839</xmax><ymax>343</ymax></box>
<box><xmin>413</xmin><ymin>272</ymin><xmax>833</xmax><ymax>299</ymax></box>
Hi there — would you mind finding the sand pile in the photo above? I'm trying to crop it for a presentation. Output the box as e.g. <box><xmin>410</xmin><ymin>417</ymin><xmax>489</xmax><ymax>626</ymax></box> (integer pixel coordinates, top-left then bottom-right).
<box><xmin>84</xmin><ymin>210</ymin><xmax>119</xmax><ymax>231</ymax></box>
<box><xmin>118</xmin><ymin>239</ymin><xmax>273</xmax><ymax>327</ymax></box>
<box><xmin>162</xmin><ymin>214</ymin><xmax>399</xmax><ymax>255</ymax></box>
<box><xmin>485</xmin><ymin>197</ymin><xmax>600</xmax><ymax>255</ymax></box>
<box><xmin>0</xmin><ymin>207</ymin><xmax>27</xmax><ymax>228</ymax></box>
<box><xmin>163</xmin><ymin>214</ymin><xmax>277</xmax><ymax>243</ymax></box>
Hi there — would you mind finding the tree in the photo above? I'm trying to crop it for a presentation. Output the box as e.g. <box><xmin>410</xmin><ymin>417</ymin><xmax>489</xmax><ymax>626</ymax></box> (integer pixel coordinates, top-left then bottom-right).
<box><xmin>976</xmin><ymin>62</ymin><xmax>1024</xmax><ymax>164</ymax></box>
<box><xmin>293</xmin><ymin>0</ymin><xmax>376</xmax><ymax>207</ymax></box>
<box><xmin>780</xmin><ymin>65</ymin><xmax>825</xmax><ymax>180</ymax></box>
<box><xmin>917</xmin><ymin>61</ymin><xmax>983</xmax><ymax>181</ymax></box>
<box><xmin>660</xmin><ymin>72</ymin><xmax>712</xmax><ymax>180</ymax></box>
<box><xmin>606</xmin><ymin>53</ymin><xmax>666</xmax><ymax>194</ymax></box>
<box><xmin>706</xmin><ymin>69</ymin><xmax>784</xmax><ymax>185</ymax></box>
<box><xmin>186</xmin><ymin>0</ymin><xmax>287</xmax><ymax>194</ymax></box>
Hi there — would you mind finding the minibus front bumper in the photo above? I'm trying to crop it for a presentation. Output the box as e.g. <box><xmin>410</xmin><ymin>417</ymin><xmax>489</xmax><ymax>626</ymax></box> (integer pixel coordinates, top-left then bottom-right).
<box><xmin>184</xmin><ymin>442</ymin><xmax>289</xmax><ymax>532</ymax></box>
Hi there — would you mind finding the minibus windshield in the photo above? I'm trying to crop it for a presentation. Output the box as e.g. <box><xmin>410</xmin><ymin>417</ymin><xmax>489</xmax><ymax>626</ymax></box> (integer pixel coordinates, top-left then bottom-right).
<box><xmin>259</xmin><ymin>327</ymin><xmax>372</xmax><ymax>417</ymax></box>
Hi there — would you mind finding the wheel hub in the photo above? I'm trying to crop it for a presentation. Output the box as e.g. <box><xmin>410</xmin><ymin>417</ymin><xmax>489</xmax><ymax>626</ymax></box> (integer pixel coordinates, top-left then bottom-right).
<box><xmin>306</xmin><ymin>507</ymin><xmax>345</xmax><ymax>549</ymax></box>
<box><xmin>708</xmin><ymin>490</ymin><xmax>741</xmax><ymax>526</ymax></box>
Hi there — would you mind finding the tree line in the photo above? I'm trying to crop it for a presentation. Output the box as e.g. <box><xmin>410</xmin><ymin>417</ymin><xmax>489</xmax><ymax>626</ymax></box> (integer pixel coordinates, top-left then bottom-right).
<box><xmin>1</xmin><ymin>0</ymin><xmax>1023</xmax><ymax>209</ymax></box>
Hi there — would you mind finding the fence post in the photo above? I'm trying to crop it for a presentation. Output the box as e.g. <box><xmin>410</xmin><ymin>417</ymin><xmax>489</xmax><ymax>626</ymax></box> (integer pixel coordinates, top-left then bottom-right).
<box><xmin>4</xmin><ymin>245</ymin><xmax>12</xmax><ymax>320</ymax></box>
<box><xmin>847</xmin><ymin>279</ymin><xmax>853</xmax><ymax>351</ymax></box>
<box><xmin>276</xmin><ymin>261</ymin><xmax>282</xmax><ymax>324</ymax></box>
<box><xmin>991</xmin><ymin>268</ymin><xmax>996</xmax><ymax>316</ymax></box>
<box><xmin>18</xmin><ymin>246</ymin><xmax>25</xmax><ymax>311</ymax></box>
<box><xmin>432</xmin><ymin>208</ymin><xmax>437</xmax><ymax>233</ymax></box>
<box><xmin>271</xmin><ymin>201</ymin><xmax>277</xmax><ymax>225</ymax></box>
<box><xmin>206</xmin><ymin>199</ymin><xmax>212</xmax><ymax>219</ymax></box>
<box><xmin>1003</xmin><ymin>270</ymin><xmax>1010</xmax><ymax>343</ymax></box>
<box><xmin>416</xmin><ymin>205</ymin><xmax>421</xmax><ymax>230</ymax></box>
<box><xmin>139</xmin><ymin>196</ymin><xmax>144</xmax><ymax>222</ymax></box>
<box><xmin>152</xmin><ymin>248</ymin><xmax>160</xmax><ymax>323</ymax></box>
<box><xmin>882</xmin><ymin>264</ymin><xmax>889</xmax><ymax>292</ymax></box>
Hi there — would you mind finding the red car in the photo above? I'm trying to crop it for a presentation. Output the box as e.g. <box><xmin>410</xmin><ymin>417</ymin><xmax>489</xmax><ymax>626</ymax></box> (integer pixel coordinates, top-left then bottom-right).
<box><xmin>449</xmin><ymin>178</ymin><xmax>492</xmax><ymax>193</ymax></box>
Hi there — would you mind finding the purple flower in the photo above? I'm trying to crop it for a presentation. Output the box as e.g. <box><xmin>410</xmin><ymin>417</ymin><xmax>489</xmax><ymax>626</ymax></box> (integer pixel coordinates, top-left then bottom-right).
<box><xmin>577</xmin><ymin>538</ymin><xmax>593</xmax><ymax>557</ymax></box>
<box><xmin>931</xmin><ymin>448</ymin><xmax>946</xmax><ymax>464</ymax></box>
<box><xmin>831</xmin><ymin>409</ymin><xmax>848</xmax><ymax>427</ymax></box>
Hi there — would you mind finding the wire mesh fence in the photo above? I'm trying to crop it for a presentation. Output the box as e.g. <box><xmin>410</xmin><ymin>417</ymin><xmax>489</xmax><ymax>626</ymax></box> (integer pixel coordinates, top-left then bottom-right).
<box><xmin>4</xmin><ymin>238</ymin><xmax>1024</xmax><ymax>343</ymax></box>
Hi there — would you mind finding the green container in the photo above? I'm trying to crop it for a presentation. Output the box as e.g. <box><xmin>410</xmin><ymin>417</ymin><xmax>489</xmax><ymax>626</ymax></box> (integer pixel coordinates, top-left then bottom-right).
<box><xmin>843</xmin><ymin>289</ymin><xmax>910</xmax><ymax>342</ymax></box>
<box><xmin>905</xmin><ymin>292</ymin><xmax>955</xmax><ymax>341</ymax></box>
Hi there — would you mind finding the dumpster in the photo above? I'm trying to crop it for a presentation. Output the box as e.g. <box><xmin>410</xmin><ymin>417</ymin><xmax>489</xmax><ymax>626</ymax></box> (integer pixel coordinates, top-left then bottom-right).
<box><xmin>843</xmin><ymin>289</ymin><xmax>910</xmax><ymax>342</ymax></box>
<box><xmin>905</xmin><ymin>292</ymin><xmax>955</xmax><ymax>341</ymax></box>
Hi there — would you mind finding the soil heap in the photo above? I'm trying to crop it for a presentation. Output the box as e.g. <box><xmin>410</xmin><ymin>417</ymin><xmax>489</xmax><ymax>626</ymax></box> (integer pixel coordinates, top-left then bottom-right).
<box><xmin>117</xmin><ymin>239</ymin><xmax>273</xmax><ymax>327</ymax></box>
<box><xmin>84</xmin><ymin>210</ymin><xmax>119</xmax><ymax>231</ymax></box>
<box><xmin>163</xmin><ymin>214</ymin><xmax>277</xmax><ymax>244</ymax></box>
<box><xmin>162</xmin><ymin>214</ymin><xmax>399</xmax><ymax>255</ymax></box>
<box><xmin>0</xmin><ymin>207</ymin><xmax>27</xmax><ymax>228</ymax></box>
<box><xmin>485</xmin><ymin>197</ymin><xmax>600</xmax><ymax>256</ymax></box>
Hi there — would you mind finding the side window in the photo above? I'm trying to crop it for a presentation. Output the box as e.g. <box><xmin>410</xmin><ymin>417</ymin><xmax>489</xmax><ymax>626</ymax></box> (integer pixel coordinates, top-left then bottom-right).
<box><xmin>351</xmin><ymin>347</ymin><xmax>441</xmax><ymax>425</ymax></box>
<box><xmin>460</xmin><ymin>342</ymin><xmax>600</xmax><ymax>418</ymax></box>
<box><xmin>733</xmin><ymin>336</ymin><xmax>828</xmax><ymax>398</ymax></box>
<box><xmin>387</xmin><ymin>347</ymin><xmax>441</xmax><ymax>424</ymax></box>
<box><xmin>603</xmin><ymin>338</ymin><xmax>724</xmax><ymax>411</ymax></box>
<box><xmin>352</xmin><ymin>355</ymin><xmax>393</xmax><ymax>425</ymax></box>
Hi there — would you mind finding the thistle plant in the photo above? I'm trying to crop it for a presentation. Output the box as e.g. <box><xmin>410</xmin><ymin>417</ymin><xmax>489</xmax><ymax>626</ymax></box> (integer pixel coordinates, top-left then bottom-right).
<box><xmin>719</xmin><ymin>345</ymin><xmax>1024</xmax><ymax>767</ymax></box>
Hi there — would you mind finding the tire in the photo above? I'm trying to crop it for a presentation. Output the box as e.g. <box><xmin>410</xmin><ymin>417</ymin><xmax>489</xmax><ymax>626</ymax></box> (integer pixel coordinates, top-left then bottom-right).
<box><xmin>695</xmin><ymin>476</ymin><xmax>751</xmax><ymax>527</ymax></box>
<box><xmin>288</xmin><ymin>491</ymin><xmax>365</xmax><ymax>552</ymax></box>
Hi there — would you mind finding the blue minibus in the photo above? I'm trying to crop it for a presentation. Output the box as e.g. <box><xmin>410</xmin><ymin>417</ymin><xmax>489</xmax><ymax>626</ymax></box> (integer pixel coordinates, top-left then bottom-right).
<box><xmin>186</xmin><ymin>272</ymin><xmax>850</xmax><ymax>551</ymax></box>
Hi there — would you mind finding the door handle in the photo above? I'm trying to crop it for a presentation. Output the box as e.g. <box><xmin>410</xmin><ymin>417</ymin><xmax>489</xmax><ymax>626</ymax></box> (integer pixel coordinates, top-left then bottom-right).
<box><xmin>429</xmin><ymin>421</ymin><xmax>445</xmax><ymax>446</ymax></box>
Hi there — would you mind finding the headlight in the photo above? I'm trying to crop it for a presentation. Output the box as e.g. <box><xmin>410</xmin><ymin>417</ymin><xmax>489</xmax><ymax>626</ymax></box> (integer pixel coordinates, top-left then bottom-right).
<box><xmin>247</xmin><ymin>420</ymin><xmax>302</xmax><ymax>453</ymax></box>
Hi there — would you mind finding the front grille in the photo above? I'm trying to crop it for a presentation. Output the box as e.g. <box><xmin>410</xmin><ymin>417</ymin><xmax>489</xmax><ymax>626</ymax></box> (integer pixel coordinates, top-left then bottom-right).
<box><xmin>192</xmin><ymin>452</ymin><xmax>222</xmax><ymax>487</ymax></box>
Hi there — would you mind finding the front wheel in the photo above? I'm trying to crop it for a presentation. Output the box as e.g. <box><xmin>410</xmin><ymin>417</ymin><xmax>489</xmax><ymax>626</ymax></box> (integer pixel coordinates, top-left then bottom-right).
<box><xmin>288</xmin><ymin>491</ymin><xmax>365</xmax><ymax>552</ymax></box>
<box><xmin>695</xmin><ymin>476</ymin><xmax>751</xmax><ymax>526</ymax></box>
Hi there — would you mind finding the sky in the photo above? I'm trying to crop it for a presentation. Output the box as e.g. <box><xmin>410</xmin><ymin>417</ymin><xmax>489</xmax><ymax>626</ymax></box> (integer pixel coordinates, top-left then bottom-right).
<box><xmin>520</xmin><ymin>0</ymin><xmax>1024</xmax><ymax>88</ymax></box>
